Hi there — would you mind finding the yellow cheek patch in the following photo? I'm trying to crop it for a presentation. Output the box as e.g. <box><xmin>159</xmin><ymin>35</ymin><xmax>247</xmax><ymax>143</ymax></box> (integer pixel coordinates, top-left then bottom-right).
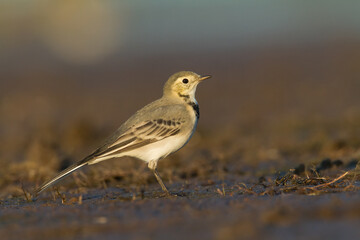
<box><xmin>173</xmin><ymin>83</ymin><xmax>186</xmax><ymax>93</ymax></box>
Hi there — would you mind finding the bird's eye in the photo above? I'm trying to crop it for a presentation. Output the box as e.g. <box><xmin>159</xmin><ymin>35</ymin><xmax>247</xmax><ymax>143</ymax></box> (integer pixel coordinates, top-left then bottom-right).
<box><xmin>182</xmin><ymin>78</ymin><xmax>189</xmax><ymax>84</ymax></box>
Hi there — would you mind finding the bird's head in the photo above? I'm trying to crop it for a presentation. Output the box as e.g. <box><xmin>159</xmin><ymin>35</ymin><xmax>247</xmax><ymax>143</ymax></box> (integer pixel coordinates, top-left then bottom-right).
<box><xmin>163</xmin><ymin>71</ymin><xmax>211</xmax><ymax>100</ymax></box>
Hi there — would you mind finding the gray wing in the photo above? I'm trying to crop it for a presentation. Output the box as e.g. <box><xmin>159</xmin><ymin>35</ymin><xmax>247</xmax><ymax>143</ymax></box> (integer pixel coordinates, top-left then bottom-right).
<box><xmin>84</xmin><ymin>102</ymin><xmax>188</xmax><ymax>162</ymax></box>
<box><xmin>86</xmin><ymin>118</ymin><xmax>184</xmax><ymax>162</ymax></box>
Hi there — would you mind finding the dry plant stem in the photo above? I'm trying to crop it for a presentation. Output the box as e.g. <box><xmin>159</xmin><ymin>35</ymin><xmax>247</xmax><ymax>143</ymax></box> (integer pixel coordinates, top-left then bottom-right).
<box><xmin>236</xmin><ymin>183</ymin><xmax>256</xmax><ymax>194</ymax></box>
<box><xmin>21</xmin><ymin>184</ymin><xmax>30</xmax><ymax>202</ymax></box>
<box><xmin>307</xmin><ymin>171</ymin><xmax>349</xmax><ymax>190</ymax></box>
<box><xmin>216</xmin><ymin>187</ymin><xmax>226</xmax><ymax>196</ymax></box>
<box><xmin>221</xmin><ymin>183</ymin><xmax>226</xmax><ymax>196</ymax></box>
<box><xmin>55</xmin><ymin>188</ymin><xmax>67</xmax><ymax>204</ymax></box>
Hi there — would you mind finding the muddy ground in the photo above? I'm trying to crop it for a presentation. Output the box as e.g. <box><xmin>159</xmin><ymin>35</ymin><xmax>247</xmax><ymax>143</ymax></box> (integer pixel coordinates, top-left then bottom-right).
<box><xmin>1</xmin><ymin>42</ymin><xmax>360</xmax><ymax>239</ymax></box>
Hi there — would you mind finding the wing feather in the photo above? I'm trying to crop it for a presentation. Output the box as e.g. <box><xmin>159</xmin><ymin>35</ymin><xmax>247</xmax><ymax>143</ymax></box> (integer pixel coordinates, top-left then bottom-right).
<box><xmin>87</xmin><ymin>119</ymin><xmax>184</xmax><ymax>162</ymax></box>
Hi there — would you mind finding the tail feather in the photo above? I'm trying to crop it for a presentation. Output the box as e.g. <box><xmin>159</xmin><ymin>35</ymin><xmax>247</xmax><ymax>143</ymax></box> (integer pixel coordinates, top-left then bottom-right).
<box><xmin>34</xmin><ymin>160</ymin><xmax>89</xmax><ymax>196</ymax></box>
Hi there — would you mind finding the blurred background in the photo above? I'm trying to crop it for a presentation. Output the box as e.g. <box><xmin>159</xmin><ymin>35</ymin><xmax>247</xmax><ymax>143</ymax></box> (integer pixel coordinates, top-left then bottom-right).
<box><xmin>2</xmin><ymin>1</ymin><xmax>360</xmax><ymax>239</ymax></box>
<box><xmin>1</xmin><ymin>0</ymin><xmax>360</xmax><ymax>192</ymax></box>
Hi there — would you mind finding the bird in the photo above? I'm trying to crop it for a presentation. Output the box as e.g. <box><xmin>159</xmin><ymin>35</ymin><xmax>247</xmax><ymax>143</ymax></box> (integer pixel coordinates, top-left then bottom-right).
<box><xmin>34</xmin><ymin>71</ymin><xmax>211</xmax><ymax>196</ymax></box>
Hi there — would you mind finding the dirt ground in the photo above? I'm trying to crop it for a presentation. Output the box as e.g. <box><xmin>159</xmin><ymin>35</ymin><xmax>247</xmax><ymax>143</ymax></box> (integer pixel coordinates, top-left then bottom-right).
<box><xmin>1</xmin><ymin>42</ymin><xmax>360</xmax><ymax>239</ymax></box>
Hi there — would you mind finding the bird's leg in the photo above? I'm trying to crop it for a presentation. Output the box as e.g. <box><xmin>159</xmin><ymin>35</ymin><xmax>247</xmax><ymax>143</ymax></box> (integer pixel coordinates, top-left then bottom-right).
<box><xmin>148</xmin><ymin>160</ymin><xmax>170</xmax><ymax>195</ymax></box>
<box><xmin>152</xmin><ymin>169</ymin><xmax>170</xmax><ymax>194</ymax></box>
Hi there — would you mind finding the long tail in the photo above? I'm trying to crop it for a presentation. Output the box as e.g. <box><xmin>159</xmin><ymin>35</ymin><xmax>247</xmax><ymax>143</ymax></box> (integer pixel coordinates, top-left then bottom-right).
<box><xmin>34</xmin><ymin>159</ymin><xmax>90</xmax><ymax>196</ymax></box>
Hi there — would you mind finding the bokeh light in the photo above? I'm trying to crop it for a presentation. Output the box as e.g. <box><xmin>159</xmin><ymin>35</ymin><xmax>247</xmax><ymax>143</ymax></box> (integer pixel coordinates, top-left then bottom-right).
<box><xmin>39</xmin><ymin>0</ymin><xmax>126</xmax><ymax>64</ymax></box>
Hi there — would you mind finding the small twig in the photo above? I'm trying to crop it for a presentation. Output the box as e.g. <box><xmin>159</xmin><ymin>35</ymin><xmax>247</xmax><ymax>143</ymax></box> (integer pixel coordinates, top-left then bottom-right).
<box><xmin>55</xmin><ymin>188</ymin><xmax>66</xmax><ymax>204</ymax></box>
<box><xmin>237</xmin><ymin>183</ymin><xmax>248</xmax><ymax>189</ymax></box>
<box><xmin>21</xmin><ymin>184</ymin><xmax>30</xmax><ymax>202</ymax></box>
<box><xmin>216</xmin><ymin>188</ymin><xmax>225</xmax><ymax>196</ymax></box>
<box><xmin>307</xmin><ymin>171</ymin><xmax>349</xmax><ymax>190</ymax></box>
<box><xmin>78</xmin><ymin>195</ymin><xmax>83</xmax><ymax>205</ymax></box>
<box><xmin>102</xmin><ymin>180</ymin><xmax>108</xmax><ymax>190</ymax></box>
<box><xmin>235</xmin><ymin>183</ymin><xmax>256</xmax><ymax>194</ymax></box>
<box><xmin>216</xmin><ymin>183</ymin><xmax>226</xmax><ymax>196</ymax></box>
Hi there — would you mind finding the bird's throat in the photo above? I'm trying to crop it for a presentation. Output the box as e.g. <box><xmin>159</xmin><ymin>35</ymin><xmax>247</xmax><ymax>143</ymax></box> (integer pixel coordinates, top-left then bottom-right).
<box><xmin>189</xmin><ymin>101</ymin><xmax>200</xmax><ymax>119</ymax></box>
<box><xmin>178</xmin><ymin>93</ymin><xmax>199</xmax><ymax>119</ymax></box>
